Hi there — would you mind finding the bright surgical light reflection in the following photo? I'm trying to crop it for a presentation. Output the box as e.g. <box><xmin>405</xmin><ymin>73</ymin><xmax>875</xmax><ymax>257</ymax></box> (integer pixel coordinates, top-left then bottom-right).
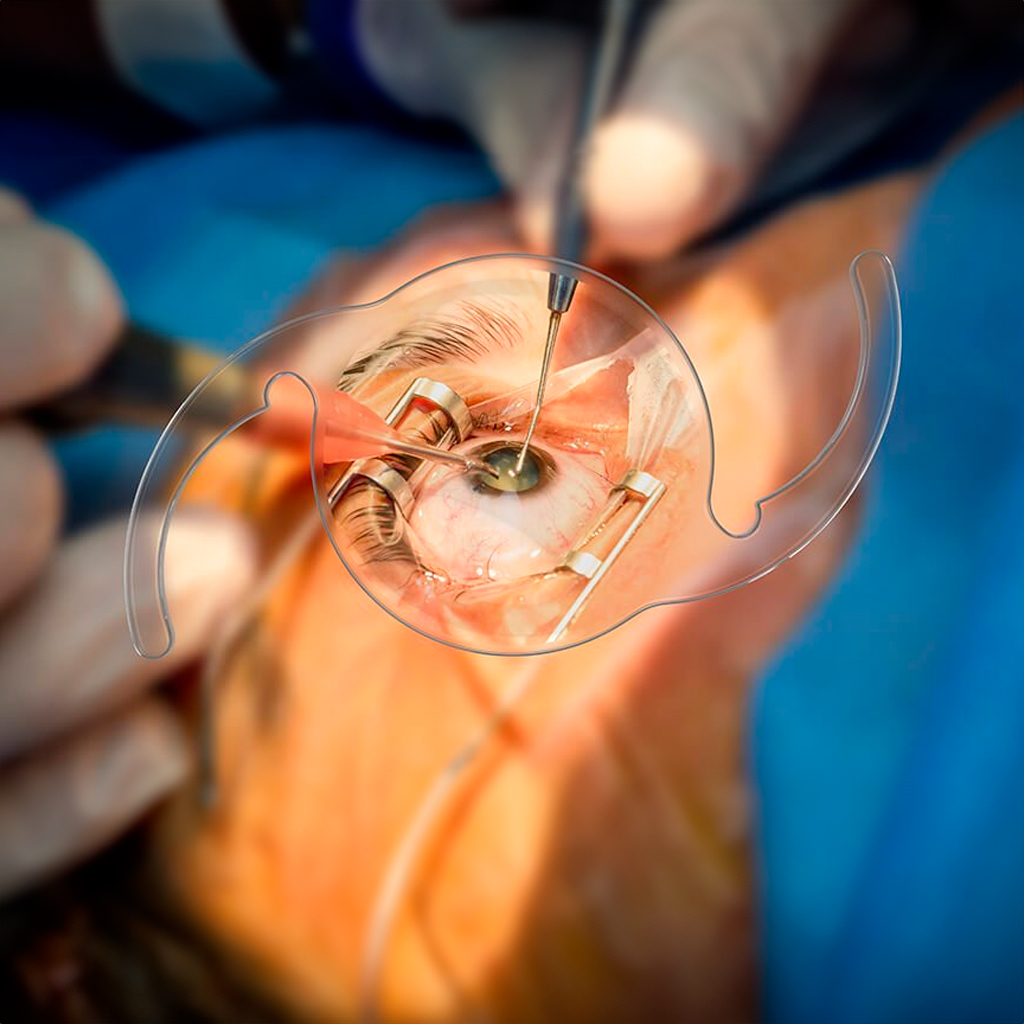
<box><xmin>125</xmin><ymin>251</ymin><xmax>900</xmax><ymax>660</ymax></box>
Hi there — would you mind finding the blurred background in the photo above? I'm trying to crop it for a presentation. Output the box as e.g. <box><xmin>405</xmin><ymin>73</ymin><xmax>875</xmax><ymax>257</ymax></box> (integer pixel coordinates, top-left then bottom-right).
<box><xmin>0</xmin><ymin>1</ymin><xmax>1021</xmax><ymax>1022</ymax></box>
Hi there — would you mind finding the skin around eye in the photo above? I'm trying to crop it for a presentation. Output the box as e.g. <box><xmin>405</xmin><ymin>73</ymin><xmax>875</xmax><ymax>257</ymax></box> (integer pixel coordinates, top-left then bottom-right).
<box><xmin>408</xmin><ymin>435</ymin><xmax>610</xmax><ymax>585</ymax></box>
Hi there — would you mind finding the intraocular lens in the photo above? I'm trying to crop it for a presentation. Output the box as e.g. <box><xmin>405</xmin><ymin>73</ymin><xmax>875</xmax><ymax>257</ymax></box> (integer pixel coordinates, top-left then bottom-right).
<box><xmin>473</xmin><ymin>443</ymin><xmax>550</xmax><ymax>494</ymax></box>
<box><xmin>125</xmin><ymin>250</ymin><xmax>901</xmax><ymax>661</ymax></box>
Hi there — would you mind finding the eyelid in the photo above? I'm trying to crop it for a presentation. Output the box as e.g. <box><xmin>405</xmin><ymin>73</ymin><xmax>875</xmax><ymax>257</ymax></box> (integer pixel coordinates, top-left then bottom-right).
<box><xmin>470</xmin><ymin>360</ymin><xmax>631</xmax><ymax>461</ymax></box>
<box><xmin>340</xmin><ymin>299</ymin><xmax>528</xmax><ymax>387</ymax></box>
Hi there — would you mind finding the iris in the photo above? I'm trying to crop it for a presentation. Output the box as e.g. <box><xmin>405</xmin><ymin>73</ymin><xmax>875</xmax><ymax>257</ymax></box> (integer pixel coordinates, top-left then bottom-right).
<box><xmin>472</xmin><ymin>443</ymin><xmax>551</xmax><ymax>494</ymax></box>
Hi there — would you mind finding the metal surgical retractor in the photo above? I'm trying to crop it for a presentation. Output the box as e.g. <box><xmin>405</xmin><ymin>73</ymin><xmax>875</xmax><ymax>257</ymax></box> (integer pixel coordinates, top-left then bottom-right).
<box><xmin>125</xmin><ymin>250</ymin><xmax>901</xmax><ymax>663</ymax></box>
<box><xmin>329</xmin><ymin>377</ymin><xmax>474</xmax><ymax>522</ymax></box>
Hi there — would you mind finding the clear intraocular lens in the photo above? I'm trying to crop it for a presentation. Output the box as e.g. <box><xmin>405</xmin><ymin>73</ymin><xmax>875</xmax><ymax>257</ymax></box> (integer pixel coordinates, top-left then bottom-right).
<box><xmin>471</xmin><ymin>443</ymin><xmax>552</xmax><ymax>493</ymax></box>
<box><xmin>125</xmin><ymin>251</ymin><xmax>900</xmax><ymax>659</ymax></box>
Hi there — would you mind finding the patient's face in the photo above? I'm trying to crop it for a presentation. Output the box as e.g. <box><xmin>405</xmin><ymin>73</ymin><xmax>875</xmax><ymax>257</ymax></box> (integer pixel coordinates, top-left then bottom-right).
<box><xmin>152</xmin><ymin>180</ymin><xmax>916</xmax><ymax>1024</ymax></box>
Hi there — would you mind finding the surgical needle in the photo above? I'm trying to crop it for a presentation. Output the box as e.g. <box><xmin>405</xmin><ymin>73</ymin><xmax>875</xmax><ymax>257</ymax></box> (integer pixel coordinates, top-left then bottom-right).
<box><xmin>514</xmin><ymin>0</ymin><xmax>637</xmax><ymax>476</ymax></box>
<box><xmin>377</xmin><ymin>435</ymin><xmax>499</xmax><ymax>478</ymax></box>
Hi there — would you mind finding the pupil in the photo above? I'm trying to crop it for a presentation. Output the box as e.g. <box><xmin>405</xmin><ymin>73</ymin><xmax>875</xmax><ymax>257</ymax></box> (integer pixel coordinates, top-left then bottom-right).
<box><xmin>476</xmin><ymin>445</ymin><xmax>546</xmax><ymax>494</ymax></box>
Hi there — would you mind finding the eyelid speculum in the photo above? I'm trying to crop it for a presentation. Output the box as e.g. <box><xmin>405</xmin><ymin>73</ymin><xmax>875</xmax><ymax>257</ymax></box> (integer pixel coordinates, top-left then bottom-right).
<box><xmin>330</xmin><ymin>375</ymin><xmax>665</xmax><ymax>646</ymax></box>
<box><xmin>328</xmin><ymin>376</ymin><xmax>474</xmax><ymax>510</ymax></box>
<box><xmin>549</xmin><ymin>469</ymin><xmax>666</xmax><ymax>642</ymax></box>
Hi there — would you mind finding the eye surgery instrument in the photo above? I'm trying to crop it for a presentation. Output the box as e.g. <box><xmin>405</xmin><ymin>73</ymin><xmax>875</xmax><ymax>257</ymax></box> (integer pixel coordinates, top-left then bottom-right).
<box><xmin>27</xmin><ymin>321</ymin><xmax>496</xmax><ymax>476</ymax></box>
<box><xmin>515</xmin><ymin>0</ymin><xmax>637</xmax><ymax>476</ymax></box>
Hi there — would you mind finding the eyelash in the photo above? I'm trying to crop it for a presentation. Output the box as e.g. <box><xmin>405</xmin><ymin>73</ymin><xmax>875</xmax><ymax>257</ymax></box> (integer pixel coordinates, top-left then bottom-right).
<box><xmin>333</xmin><ymin>303</ymin><xmax>590</xmax><ymax>576</ymax></box>
<box><xmin>339</xmin><ymin>430</ymin><xmax>595</xmax><ymax>585</ymax></box>
<box><xmin>338</xmin><ymin>301</ymin><xmax>525</xmax><ymax>391</ymax></box>
<box><xmin>336</xmin><ymin>485</ymin><xmax>415</xmax><ymax>567</ymax></box>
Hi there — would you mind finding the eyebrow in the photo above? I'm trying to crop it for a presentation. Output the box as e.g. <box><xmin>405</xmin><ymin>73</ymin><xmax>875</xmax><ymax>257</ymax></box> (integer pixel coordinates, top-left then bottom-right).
<box><xmin>338</xmin><ymin>300</ymin><xmax>525</xmax><ymax>389</ymax></box>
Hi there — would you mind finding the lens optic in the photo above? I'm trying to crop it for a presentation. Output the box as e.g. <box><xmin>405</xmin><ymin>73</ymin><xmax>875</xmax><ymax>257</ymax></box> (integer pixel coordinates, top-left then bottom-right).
<box><xmin>470</xmin><ymin>443</ymin><xmax>553</xmax><ymax>494</ymax></box>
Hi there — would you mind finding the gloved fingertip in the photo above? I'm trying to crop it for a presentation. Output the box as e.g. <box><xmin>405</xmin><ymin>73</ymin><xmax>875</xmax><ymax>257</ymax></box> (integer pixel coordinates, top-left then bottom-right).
<box><xmin>515</xmin><ymin>194</ymin><xmax>556</xmax><ymax>257</ymax></box>
<box><xmin>159</xmin><ymin>510</ymin><xmax>259</xmax><ymax>653</ymax></box>
<box><xmin>0</xmin><ymin>701</ymin><xmax>190</xmax><ymax>901</ymax></box>
<box><xmin>87</xmin><ymin>701</ymin><xmax>190</xmax><ymax>813</ymax></box>
<box><xmin>0</xmin><ymin>425</ymin><xmax>62</xmax><ymax>607</ymax></box>
<box><xmin>585</xmin><ymin>114</ymin><xmax>732</xmax><ymax>260</ymax></box>
<box><xmin>69</xmin><ymin>240</ymin><xmax>124</xmax><ymax>342</ymax></box>
<box><xmin>0</xmin><ymin>187</ymin><xmax>32</xmax><ymax>225</ymax></box>
<box><xmin>25</xmin><ymin>226</ymin><xmax>125</xmax><ymax>388</ymax></box>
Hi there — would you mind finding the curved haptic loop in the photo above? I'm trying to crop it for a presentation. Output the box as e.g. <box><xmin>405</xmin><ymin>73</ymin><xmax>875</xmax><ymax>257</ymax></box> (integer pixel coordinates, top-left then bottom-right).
<box><xmin>691</xmin><ymin>249</ymin><xmax>901</xmax><ymax>597</ymax></box>
<box><xmin>124</xmin><ymin>366</ymin><xmax>323</xmax><ymax>659</ymax></box>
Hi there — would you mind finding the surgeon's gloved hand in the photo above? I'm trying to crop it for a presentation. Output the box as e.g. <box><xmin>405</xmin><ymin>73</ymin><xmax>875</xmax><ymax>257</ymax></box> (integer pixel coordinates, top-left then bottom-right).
<box><xmin>357</xmin><ymin>0</ymin><xmax>861</xmax><ymax>260</ymax></box>
<box><xmin>0</xmin><ymin>188</ymin><xmax>256</xmax><ymax>901</ymax></box>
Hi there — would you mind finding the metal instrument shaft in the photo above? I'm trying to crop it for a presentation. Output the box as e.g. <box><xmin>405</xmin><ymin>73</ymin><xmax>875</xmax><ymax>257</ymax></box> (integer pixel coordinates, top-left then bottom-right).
<box><xmin>28</xmin><ymin>323</ymin><xmax>496</xmax><ymax>477</ymax></box>
<box><xmin>515</xmin><ymin>0</ymin><xmax>637</xmax><ymax>475</ymax></box>
<box><xmin>383</xmin><ymin>435</ymin><xmax>497</xmax><ymax>477</ymax></box>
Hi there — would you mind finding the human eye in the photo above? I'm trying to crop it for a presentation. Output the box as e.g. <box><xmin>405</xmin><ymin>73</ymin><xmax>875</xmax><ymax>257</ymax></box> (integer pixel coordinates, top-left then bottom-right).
<box><xmin>326</xmin><ymin>296</ymin><xmax>637</xmax><ymax>639</ymax></box>
<box><xmin>409</xmin><ymin>421</ymin><xmax>613</xmax><ymax>586</ymax></box>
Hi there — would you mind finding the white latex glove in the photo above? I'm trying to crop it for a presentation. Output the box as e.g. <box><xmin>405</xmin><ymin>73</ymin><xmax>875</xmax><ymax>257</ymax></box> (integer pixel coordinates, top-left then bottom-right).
<box><xmin>357</xmin><ymin>0</ymin><xmax>859</xmax><ymax>259</ymax></box>
<box><xmin>0</xmin><ymin>188</ymin><xmax>256</xmax><ymax>900</ymax></box>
